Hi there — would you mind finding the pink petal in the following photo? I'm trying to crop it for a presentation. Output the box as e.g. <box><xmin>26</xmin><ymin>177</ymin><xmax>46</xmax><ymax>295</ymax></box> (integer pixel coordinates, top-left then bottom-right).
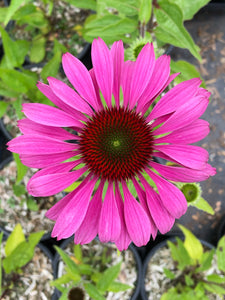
<box><xmin>149</xmin><ymin>161</ymin><xmax>216</xmax><ymax>182</ymax></box>
<box><xmin>155</xmin><ymin>119</ymin><xmax>210</xmax><ymax>144</ymax></box>
<box><xmin>37</xmin><ymin>82</ymin><xmax>85</xmax><ymax>119</ymax></box>
<box><xmin>122</xmin><ymin>181</ymin><xmax>151</xmax><ymax>247</ymax></box>
<box><xmin>98</xmin><ymin>182</ymin><xmax>121</xmax><ymax>243</ymax></box>
<box><xmin>132</xmin><ymin>177</ymin><xmax>158</xmax><ymax>239</ymax></box>
<box><xmin>110</xmin><ymin>40</ymin><xmax>124</xmax><ymax>107</ymax></box>
<box><xmin>114</xmin><ymin>182</ymin><xmax>132</xmax><ymax>251</ymax></box>
<box><xmin>22</xmin><ymin>103</ymin><xmax>82</xmax><ymax>128</ymax></box>
<box><xmin>27</xmin><ymin>166</ymin><xmax>88</xmax><ymax>197</ymax></box>
<box><xmin>154</xmin><ymin>144</ymin><xmax>209</xmax><ymax>170</ymax></box>
<box><xmin>46</xmin><ymin>176</ymin><xmax>90</xmax><ymax>221</ymax></box>
<box><xmin>129</xmin><ymin>43</ymin><xmax>155</xmax><ymax>110</ymax></box>
<box><xmin>89</xmin><ymin>69</ymin><xmax>104</xmax><ymax>109</ymax></box>
<box><xmin>145</xmin><ymin>168</ymin><xmax>187</xmax><ymax>218</ymax></box>
<box><xmin>147</xmin><ymin>78</ymin><xmax>202</xmax><ymax>122</ymax></box>
<box><xmin>139</xmin><ymin>174</ymin><xmax>175</xmax><ymax>234</ymax></box>
<box><xmin>62</xmin><ymin>52</ymin><xmax>100</xmax><ymax>110</ymax></box>
<box><xmin>153</xmin><ymin>95</ymin><xmax>209</xmax><ymax>135</ymax></box>
<box><xmin>137</xmin><ymin>54</ymin><xmax>170</xmax><ymax>113</ymax></box>
<box><xmin>18</xmin><ymin>118</ymin><xmax>76</xmax><ymax>140</ymax></box>
<box><xmin>52</xmin><ymin>177</ymin><xmax>97</xmax><ymax>240</ymax></box>
<box><xmin>121</xmin><ymin>61</ymin><xmax>135</xmax><ymax>108</ymax></box>
<box><xmin>74</xmin><ymin>180</ymin><xmax>105</xmax><ymax>245</ymax></box>
<box><xmin>7</xmin><ymin>134</ymin><xmax>78</xmax><ymax>154</ymax></box>
<box><xmin>20</xmin><ymin>151</ymin><xmax>76</xmax><ymax>168</ymax></box>
<box><xmin>92</xmin><ymin>37</ymin><xmax>113</xmax><ymax>108</ymax></box>
<box><xmin>48</xmin><ymin>77</ymin><xmax>93</xmax><ymax>115</ymax></box>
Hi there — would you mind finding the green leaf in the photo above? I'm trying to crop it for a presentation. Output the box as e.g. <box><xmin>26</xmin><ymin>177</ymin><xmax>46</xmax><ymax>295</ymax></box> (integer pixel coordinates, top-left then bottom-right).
<box><xmin>0</xmin><ymin>7</ymin><xmax>8</xmax><ymax>23</ymax></box>
<box><xmin>139</xmin><ymin>0</ymin><xmax>152</xmax><ymax>24</ymax></box>
<box><xmin>207</xmin><ymin>274</ymin><xmax>225</xmax><ymax>284</ymax></box>
<box><xmin>13</xmin><ymin>153</ymin><xmax>28</xmax><ymax>183</ymax></box>
<box><xmin>18</xmin><ymin>11</ymin><xmax>49</xmax><ymax>28</ymax></box>
<box><xmin>0</xmin><ymin>232</ymin><xmax>3</xmax><ymax>297</ymax></box>
<box><xmin>203</xmin><ymin>282</ymin><xmax>225</xmax><ymax>295</ymax></box>
<box><xmin>196</xmin><ymin>248</ymin><xmax>215</xmax><ymax>272</ymax></box>
<box><xmin>107</xmin><ymin>281</ymin><xmax>132</xmax><ymax>292</ymax></box>
<box><xmin>163</xmin><ymin>268</ymin><xmax>176</xmax><ymax>279</ymax></box>
<box><xmin>178</xmin><ymin>224</ymin><xmax>203</xmax><ymax>262</ymax></box>
<box><xmin>189</xmin><ymin>196</ymin><xmax>214</xmax><ymax>215</ymax></box>
<box><xmin>216</xmin><ymin>236</ymin><xmax>225</xmax><ymax>272</ymax></box>
<box><xmin>167</xmin><ymin>237</ymin><xmax>191</xmax><ymax>270</ymax></box>
<box><xmin>185</xmin><ymin>274</ymin><xmax>194</xmax><ymax>286</ymax></box>
<box><xmin>104</xmin><ymin>0</ymin><xmax>139</xmax><ymax>16</ymax></box>
<box><xmin>0</xmin><ymin>82</ymin><xmax>20</xmax><ymax>98</ymax></box>
<box><xmin>170</xmin><ymin>59</ymin><xmax>206</xmax><ymax>88</ymax></box>
<box><xmin>0</xmin><ymin>101</ymin><xmax>9</xmax><ymax>118</ymax></box>
<box><xmin>28</xmin><ymin>230</ymin><xmax>45</xmax><ymax>247</ymax></box>
<box><xmin>41</xmin><ymin>51</ymin><xmax>61</xmax><ymax>82</ymax></box>
<box><xmin>0</xmin><ymin>26</ymin><xmax>29</xmax><ymax>68</ymax></box>
<box><xmin>154</xmin><ymin>1</ymin><xmax>201</xmax><ymax>60</ymax></box>
<box><xmin>97</xmin><ymin>262</ymin><xmax>121</xmax><ymax>292</ymax></box>
<box><xmin>12</xmin><ymin>184</ymin><xmax>26</xmax><ymax>197</ymax></box>
<box><xmin>84</xmin><ymin>282</ymin><xmax>105</xmax><ymax>300</ymax></box>
<box><xmin>169</xmin><ymin>0</ymin><xmax>210</xmax><ymax>21</ymax></box>
<box><xmin>54</xmin><ymin>246</ymin><xmax>80</xmax><ymax>274</ymax></box>
<box><xmin>83</xmin><ymin>15</ymin><xmax>138</xmax><ymax>44</ymax></box>
<box><xmin>12</xmin><ymin>3</ymin><xmax>36</xmax><ymax>20</ymax></box>
<box><xmin>4</xmin><ymin>0</ymin><xmax>26</xmax><ymax>26</ymax></box>
<box><xmin>26</xmin><ymin>197</ymin><xmax>39</xmax><ymax>211</ymax></box>
<box><xmin>12</xmin><ymin>97</ymin><xmax>24</xmax><ymax>120</ymax></box>
<box><xmin>30</xmin><ymin>36</ymin><xmax>46</xmax><ymax>63</ymax></box>
<box><xmin>4</xmin><ymin>223</ymin><xmax>25</xmax><ymax>257</ymax></box>
<box><xmin>50</xmin><ymin>273</ymin><xmax>72</xmax><ymax>287</ymax></box>
<box><xmin>0</xmin><ymin>68</ymin><xmax>37</xmax><ymax>94</ymax></box>
<box><xmin>63</xmin><ymin>0</ymin><xmax>97</xmax><ymax>11</ymax></box>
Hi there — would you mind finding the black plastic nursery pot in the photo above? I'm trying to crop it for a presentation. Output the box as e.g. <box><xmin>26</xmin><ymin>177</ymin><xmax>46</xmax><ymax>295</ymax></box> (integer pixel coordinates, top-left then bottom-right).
<box><xmin>141</xmin><ymin>234</ymin><xmax>214</xmax><ymax>300</ymax></box>
<box><xmin>0</xmin><ymin>118</ymin><xmax>12</xmax><ymax>170</ymax></box>
<box><xmin>52</xmin><ymin>236</ymin><xmax>143</xmax><ymax>300</ymax></box>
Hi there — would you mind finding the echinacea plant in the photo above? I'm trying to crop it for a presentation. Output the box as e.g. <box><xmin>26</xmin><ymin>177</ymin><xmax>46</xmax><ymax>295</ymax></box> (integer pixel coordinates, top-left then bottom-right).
<box><xmin>7</xmin><ymin>37</ymin><xmax>216</xmax><ymax>251</ymax></box>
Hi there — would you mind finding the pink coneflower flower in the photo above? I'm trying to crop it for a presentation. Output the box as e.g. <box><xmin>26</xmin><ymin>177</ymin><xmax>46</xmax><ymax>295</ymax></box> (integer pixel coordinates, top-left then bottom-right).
<box><xmin>8</xmin><ymin>38</ymin><xmax>216</xmax><ymax>251</ymax></box>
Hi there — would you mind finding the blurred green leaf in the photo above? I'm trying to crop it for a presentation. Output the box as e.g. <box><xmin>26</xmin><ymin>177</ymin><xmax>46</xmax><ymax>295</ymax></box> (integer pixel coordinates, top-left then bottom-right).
<box><xmin>203</xmin><ymin>282</ymin><xmax>225</xmax><ymax>295</ymax></box>
<box><xmin>207</xmin><ymin>274</ymin><xmax>225</xmax><ymax>284</ymax></box>
<box><xmin>0</xmin><ymin>232</ymin><xmax>3</xmax><ymax>296</ymax></box>
<box><xmin>97</xmin><ymin>262</ymin><xmax>121</xmax><ymax>292</ymax></box>
<box><xmin>83</xmin><ymin>14</ymin><xmax>138</xmax><ymax>44</ymax></box>
<box><xmin>4</xmin><ymin>223</ymin><xmax>25</xmax><ymax>257</ymax></box>
<box><xmin>196</xmin><ymin>248</ymin><xmax>215</xmax><ymax>272</ymax></box>
<box><xmin>108</xmin><ymin>281</ymin><xmax>132</xmax><ymax>292</ymax></box>
<box><xmin>12</xmin><ymin>97</ymin><xmax>24</xmax><ymax>119</ymax></box>
<box><xmin>104</xmin><ymin>0</ymin><xmax>139</xmax><ymax>16</ymax></box>
<box><xmin>13</xmin><ymin>153</ymin><xmax>28</xmax><ymax>184</ymax></box>
<box><xmin>170</xmin><ymin>59</ymin><xmax>206</xmax><ymax>88</ymax></box>
<box><xmin>84</xmin><ymin>282</ymin><xmax>105</xmax><ymax>300</ymax></box>
<box><xmin>12</xmin><ymin>184</ymin><xmax>26</xmax><ymax>197</ymax></box>
<box><xmin>0</xmin><ymin>81</ymin><xmax>20</xmax><ymax>98</ymax></box>
<box><xmin>0</xmin><ymin>7</ymin><xmax>8</xmax><ymax>23</ymax></box>
<box><xmin>169</xmin><ymin>0</ymin><xmax>210</xmax><ymax>20</ymax></box>
<box><xmin>4</xmin><ymin>0</ymin><xmax>26</xmax><ymax>26</ymax></box>
<box><xmin>216</xmin><ymin>236</ymin><xmax>225</xmax><ymax>272</ymax></box>
<box><xmin>13</xmin><ymin>3</ymin><xmax>36</xmax><ymax>20</ymax></box>
<box><xmin>178</xmin><ymin>224</ymin><xmax>203</xmax><ymax>262</ymax></box>
<box><xmin>0</xmin><ymin>26</ymin><xmax>29</xmax><ymax>68</ymax></box>
<box><xmin>41</xmin><ymin>51</ymin><xmax>61</xmax><ymax>82</ymax></box>
<box><xmin>26</xmin><ymin>197</ymin><xmax>39</xmax><ymax>211</ymax></box>
<box><xmin>167</xmin><ymin>238</ymin><xmax>191</xmax><ymax>270</ymax></box>
<box><xmin>0</xmin><ymin>101</ymin><xmax>9</xmax><ymax>118</ymax></box>
<box><xmin>154</xmin><ymin>1</ymin><xmax>201</xmax><ymax>61</ymax></box>
<box><xmin>189</xmin><ymin>197</ymin><xmax>214</xmax><ymax>215</ymax></box>
<box><xmin>163</xmin><ymin>267</ymin><xmax>176</xmax><ymax>279</ymax></box>
<box><xmin>55</xmin><ymin>246</ymin><xmax>80</xmax><ymax>274</ymax></box>
<box><xmin>30</xmin><ymin>36</ymin><xmax>46</xmax><ymax>63</ymax></box>
<box><xmin>74</xmin><ymin>244</ymin><xmax>82</xmax><ymax>263</ymax></box>
<box><xmin>18</xmin><ymin>11</ymin><xmax>49</xmax><ymax>28</ymax></box>
<box><xmin>139</xmin><ymin>0</ymin><xmax>152</xmax><ymax>24</ymax></box>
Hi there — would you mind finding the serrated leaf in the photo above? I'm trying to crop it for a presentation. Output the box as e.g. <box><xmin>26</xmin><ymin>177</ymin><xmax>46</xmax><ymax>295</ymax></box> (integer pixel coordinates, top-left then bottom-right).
<box><xmin>170</xmin><ymin>59</ymin><xmax>206</xmax><ymax>88</ymax></box>
<box><xmin>167</xmin><ymin>237</ymin><xmax>191</xmax><ymax>270</ymax></box>
<box><xmin>154</xmin><ymin>1</ymin><xmax>201</xmax><ymax>60</ymax></box>
<box><xmin>216</xmin><ymin>236</ymin><xmax>225</xmax><ymax>272</ymax></box>
<box><xmin>84</xmin><ymin>282</ymin><xmax>105</xmax><ymax>300</ymax></box>
<box><xmin>4</xmin><ymin>223</ymin><xmax>25</xmax><ymax>257</ymax></box>
<box><xmin>139</xmin><ymin>0</ymin><xmax>152</xmax><ymax>24</ymax></box>
<box><xmin>107</xmin><ymin>281</ymin><xmax>132</xmax><ymax>292</ymax></box>
<box><xmin>13</xmin><ymin>153</ymin><xmax>28</xmax><ymax>183</ymax></box>
<box><xmin>55</xmin><ymin>246</ymin><xmax>80</xmax><ymax>274</ymax></box>
<box><xmin>169</xmin><ymin>0</ymin><xmax>210</xmax><ymax>21</ymax></box>
<box><xmin>178</xmin><ymin>224</ymin><xmax>203</xmax><ymax>262</ymax></box>
<box><xmin>196</xmin><ymin>248</ymin><xmax>215</xmax><ymax>272</ymax></box>
<box><xmin>97</xmin><ymin>262</ymin><xmax>121</xmax><ymax>292</ymax></box>
<box><xmin>41</xmin><ymin>51</ymin><xmax>61</xmax><ymax>82</ymax></box>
